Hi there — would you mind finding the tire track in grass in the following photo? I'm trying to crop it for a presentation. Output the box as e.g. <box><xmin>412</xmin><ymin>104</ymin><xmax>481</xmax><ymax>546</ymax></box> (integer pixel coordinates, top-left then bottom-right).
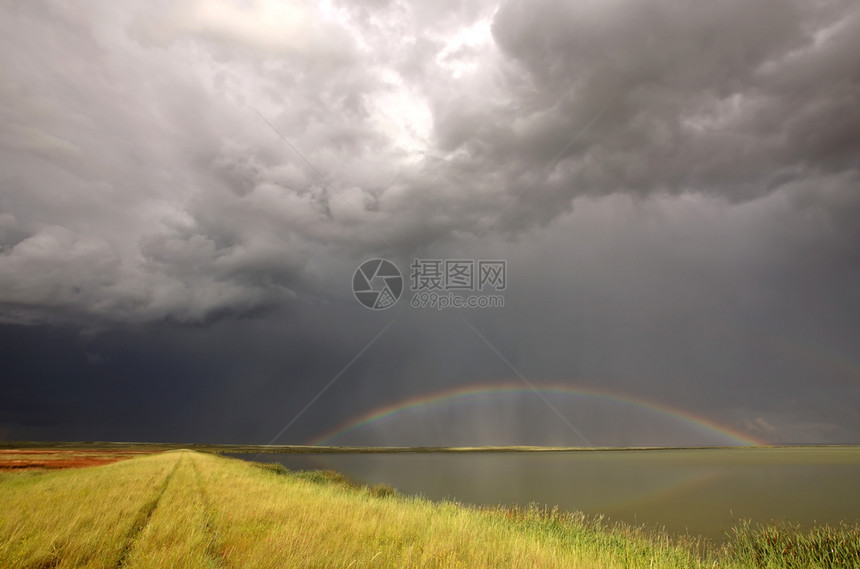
<box><xmin>188</xmin><ymin>454</ymin><xmax>231</xmax><ymax>568</ymax></box>
<box><xmin>114</xmin><ymin>454</ymin><xmax>182</xmax><ymax>569</ymax></box>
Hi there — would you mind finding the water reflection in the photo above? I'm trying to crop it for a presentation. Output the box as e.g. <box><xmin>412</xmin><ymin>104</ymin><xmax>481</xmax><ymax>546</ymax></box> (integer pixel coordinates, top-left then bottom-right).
<box><xmin>233</xmin><ymin>448</ymin><xmax>860</xmax><ymax>541</ymax></box>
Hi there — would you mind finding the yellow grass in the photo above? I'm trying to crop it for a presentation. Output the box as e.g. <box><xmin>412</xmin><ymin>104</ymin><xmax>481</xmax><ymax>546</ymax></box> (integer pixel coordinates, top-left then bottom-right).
<box><xmin>0</xmin><ymin>453</ymin><xmax>175</xmax><ymax>568</ymax></box>
<box><xmin>4</xmin><ymin>449</ymin><xmax>852</xmax><ymax>568</ymax></box>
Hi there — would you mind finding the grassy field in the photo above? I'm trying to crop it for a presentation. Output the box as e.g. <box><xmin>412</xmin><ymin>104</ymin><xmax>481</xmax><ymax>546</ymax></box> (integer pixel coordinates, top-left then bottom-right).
<box><xmin>1</xmin><ymin>450</ymin><xmax>857</xmax><ymax>568</ymax></box>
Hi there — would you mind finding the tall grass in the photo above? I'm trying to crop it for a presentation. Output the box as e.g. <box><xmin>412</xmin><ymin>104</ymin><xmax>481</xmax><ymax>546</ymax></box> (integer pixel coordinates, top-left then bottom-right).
<box><xmin>728</xmin><ymin>519</ymin><xmax>860</xmax><ymax>568</ymax></box>
<box><xmin>1</xmin><ymin>450</ymin><xmax>858</xmax><ymax>568</ymax></box>
<box><xmin>0</xmin><ymin>452</ymin><xmax>177</xmax><ymax>568</ymax></box>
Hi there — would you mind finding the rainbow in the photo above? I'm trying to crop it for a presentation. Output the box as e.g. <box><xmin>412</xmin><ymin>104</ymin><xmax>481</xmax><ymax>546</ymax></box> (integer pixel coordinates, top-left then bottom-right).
<box><xmin>310</xmin><ymin>381</ymin><xmax>767</xmax><ymax>446</ymax></box>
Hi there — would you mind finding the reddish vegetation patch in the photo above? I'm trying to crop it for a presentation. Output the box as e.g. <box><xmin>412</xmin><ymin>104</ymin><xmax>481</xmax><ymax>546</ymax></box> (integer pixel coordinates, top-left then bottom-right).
<box><xmin>0</xmin><ymin>449</ymin><xmax>159</xmax><ymax>470</ymax></box>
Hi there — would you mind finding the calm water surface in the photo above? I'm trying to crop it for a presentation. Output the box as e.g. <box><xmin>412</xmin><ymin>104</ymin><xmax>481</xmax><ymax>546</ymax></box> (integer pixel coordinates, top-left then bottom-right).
<box><xmin>233</xmin><ymin>447</ymin><xmax>860</xmax><ymax>541</ymax></box>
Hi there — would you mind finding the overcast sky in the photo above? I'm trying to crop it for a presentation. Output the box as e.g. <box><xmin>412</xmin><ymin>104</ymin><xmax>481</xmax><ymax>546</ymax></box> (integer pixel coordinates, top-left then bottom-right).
<box><xmin>1</xmin><ymin>0</ymin><xmax>858</xmax><ymax>446</ymax></box>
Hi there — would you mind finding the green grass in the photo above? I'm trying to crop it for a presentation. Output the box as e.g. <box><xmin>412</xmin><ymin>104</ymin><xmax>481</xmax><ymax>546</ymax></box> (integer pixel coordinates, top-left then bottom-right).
<box><xmin>728</xmin><ymin>520</ymin><xmax>860</xmax><ymax>568</ymax></box>
<box><xmin>1</xmin><ymin>450</ymin><xmax>857</xmax><ymax>568</ymax></box>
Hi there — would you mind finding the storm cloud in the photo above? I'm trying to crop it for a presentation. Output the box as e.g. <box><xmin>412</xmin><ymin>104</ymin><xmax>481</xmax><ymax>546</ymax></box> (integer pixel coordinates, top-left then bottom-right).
<box><xmin>1</xmin><ymin>0</ymin><xmax>858</xmax><ymax>445</ymax></box>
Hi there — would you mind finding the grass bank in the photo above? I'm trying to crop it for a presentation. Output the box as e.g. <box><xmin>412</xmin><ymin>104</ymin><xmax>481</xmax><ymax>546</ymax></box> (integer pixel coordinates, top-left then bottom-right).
<box><xmin>0</xmin><ymin>450</ymin><xmax>857</xmax><ymax>568</ymax></box>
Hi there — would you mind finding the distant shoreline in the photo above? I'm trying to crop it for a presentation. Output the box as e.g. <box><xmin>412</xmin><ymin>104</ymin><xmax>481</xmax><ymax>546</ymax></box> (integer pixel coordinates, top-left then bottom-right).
<box><xmin>2</xmin><ymin>441</ymin><xmax>857</xmax><ymax>454</ymax></box>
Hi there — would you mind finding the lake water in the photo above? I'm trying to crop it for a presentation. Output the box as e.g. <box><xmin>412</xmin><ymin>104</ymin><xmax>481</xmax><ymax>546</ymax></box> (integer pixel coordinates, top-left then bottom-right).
<box><xmin>233</xmin><ymin>447</ymin><xmax>860</xmax><ymax>541</ymax></box>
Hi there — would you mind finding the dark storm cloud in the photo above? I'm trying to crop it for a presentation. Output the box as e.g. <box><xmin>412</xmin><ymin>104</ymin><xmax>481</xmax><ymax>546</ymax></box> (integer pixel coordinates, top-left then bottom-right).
<box><xmin>2</xmin><ymin>0</ymin><xmax>858</xmax><ymax>322</ymax></box>
<box><xmin>1</xmin><ymin>0</ymin><xmax>858</xmax><ymax>445</ymax></box>
<box><xmin>0</xmin><ymin>0</ymin><xmax>373</xmax><ymax>323</ymax></box>
<box><xmin>459</xmin><ymin>0</ymin><xmax>860</xmax><ymax>224</ymax></box>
